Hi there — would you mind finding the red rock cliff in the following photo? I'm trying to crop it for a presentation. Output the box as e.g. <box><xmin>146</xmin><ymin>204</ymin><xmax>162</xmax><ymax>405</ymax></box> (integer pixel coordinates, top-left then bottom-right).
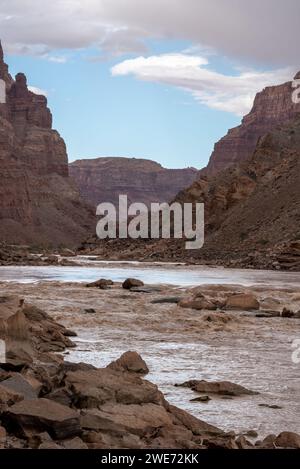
<box><xmin>0</xmin><ymin>42</ymin><xmax>94</xmax><ymax>247</ymax></box>
<box><xmin>69</xmin><ymin>157</ymin><xmax>198</xmax><ymax>208</ymax></box>
<box><xmin>205</xmin><ymin>75</ymin><xmax>300</xmax><ymax>175</ymax></box>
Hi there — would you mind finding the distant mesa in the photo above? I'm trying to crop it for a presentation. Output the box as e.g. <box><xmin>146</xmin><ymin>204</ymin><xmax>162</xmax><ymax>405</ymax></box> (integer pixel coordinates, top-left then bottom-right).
<box><xmin>69</xmin><ymin>157</ymin><xmax>198</xmax><ymax>208</ymax></box>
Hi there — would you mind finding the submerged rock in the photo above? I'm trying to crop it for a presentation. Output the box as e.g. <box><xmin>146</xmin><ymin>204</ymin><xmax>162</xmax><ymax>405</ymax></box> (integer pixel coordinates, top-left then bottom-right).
<box><xmin>225</xmin><ymin>293</ymin><xmax>260</xmax><ymax>311</ymax></box>
<box><xmin>177</xmin><ymin>379</ymin><xmax>258</xmax><ymax>396</ymax></box>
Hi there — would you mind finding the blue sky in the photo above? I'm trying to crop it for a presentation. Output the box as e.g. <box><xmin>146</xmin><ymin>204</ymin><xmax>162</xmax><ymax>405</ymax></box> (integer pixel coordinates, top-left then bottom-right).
<box><xmin>6</xmin><ymin>43</ymin><xmax>241</xmax><ymax>169</ymax></box>
<box><xmin>2</xmin><ymin>0</ymin><xmax>298</xmax><ymax>169</ymax></box>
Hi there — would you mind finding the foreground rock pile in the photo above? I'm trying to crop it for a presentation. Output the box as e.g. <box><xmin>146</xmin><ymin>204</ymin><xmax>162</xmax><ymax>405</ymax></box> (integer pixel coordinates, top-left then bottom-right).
<box><xmin>0</xmin><ymin>295</ymin><xmax>299</xmax><ymax>449</ymax></box>
<box><xmin>0</xmin><ymin>244</ymin><xmax>80</xmax><ymax>266</ymax></box>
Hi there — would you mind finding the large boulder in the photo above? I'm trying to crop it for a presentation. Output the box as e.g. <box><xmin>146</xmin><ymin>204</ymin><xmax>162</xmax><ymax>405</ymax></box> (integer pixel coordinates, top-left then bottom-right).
<box><xmin>167</xmin><ymin>404</ymin><xmax>222</xmax><ymax>436</ymax></box>
<box><xmin>86</xmin><ymin>279</ymin><xmax>114</xmax><ymax>289</ymax></box>
<box><xmin>275</xmin><ymin>432</ymin><xmax>300</xmax><ymax>449</ymax></box>
<box><xmin>122</xmin><ymin>279</ymin><xmax>144</xmax><ymax>290</ymax></box>
<box><xmin>0</xmin><ymin>374</ymin><xmax>38</xmax><ymax>400</ymax></box>
<box><xmin>179</xmin><ymin>298</ymin><xmax>217</xmax><ymax>311</ymax></box>
<box><xmin>3</xmin><ymin>398</ymin><xmax>81</xmax><ymax>439</ymax></box>
<box><xmin>225</xmin><ymin>293</ymin><xmax>260</xmax><ymax>311</ymax></box>
<box><xmin>107</xmin><ymin>351</ymin><xmax>149</xmax><ymax>375</ymax></box>
<box><xmin>177</xmin><ymin>380</ymin><xmax>258</xmax><ymax>396</ymax></box>
<box><xmin>0</xmin><ymin>296</ymin><xmax>32</xmax><ymax>365</ymax></box>
<box><xmin>0</xmin><ymin>384</ymin><xmax>23</xmax><ymax>411</ymax></box>
<box><xmin>65</xmin><ymin>368</ymin><xmax>162</xmax><ymax>409</ymax></box>
<box><xmin>81</xmin><ymin>403</ymin><xmax>173</xmax><ymax>437</ymax></box>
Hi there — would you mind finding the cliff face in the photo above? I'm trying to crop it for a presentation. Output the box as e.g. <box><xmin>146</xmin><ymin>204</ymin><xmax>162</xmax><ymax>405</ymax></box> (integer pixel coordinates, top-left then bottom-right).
<box><xmin>69</xmin><ymin>157</ymin><xmax>198</xmax><ymax>208</ymax></box>
<box><xmin>0</xmin><ymin>43</ymin><xmax>94</xmax><ymax>247</ymax></box>
<box><xmin>82</xmin><ymin>115</ymin><xmax>300</xmax><ymax>270</ymax></box>
<box><xmin>205</xmin><ymin>76</ymin><xmax>300</xmax><ymax>175</ymax></box>
<box><xmin>177</xmin><ymin>115</ymin><xmax>300</xmax><ymax>251</ymax></box>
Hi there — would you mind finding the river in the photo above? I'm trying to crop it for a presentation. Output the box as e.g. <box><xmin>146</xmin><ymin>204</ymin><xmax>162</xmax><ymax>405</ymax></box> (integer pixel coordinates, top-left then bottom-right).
<box><xmin>0</xmin><ymin>260</ymin><xmax>299</xmax><ymax>438</ymax></box>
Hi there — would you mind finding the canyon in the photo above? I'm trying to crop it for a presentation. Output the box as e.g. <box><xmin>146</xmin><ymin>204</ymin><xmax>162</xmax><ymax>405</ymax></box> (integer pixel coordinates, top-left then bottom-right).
<box><xmin>81</xmin><ymin>74</ymin><xmax>300</xmax><ymax>270</ymax></box>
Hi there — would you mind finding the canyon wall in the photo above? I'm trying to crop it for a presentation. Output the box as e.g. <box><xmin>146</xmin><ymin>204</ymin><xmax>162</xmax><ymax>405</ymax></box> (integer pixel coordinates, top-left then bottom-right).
<box><xmin>0</xmin><ymin>42</ymin><xmax>94</xmax><ymax>247</ymax></box>
<box><xmin>69</xmin><ymin>157</ymin><xmax>198</xmax><ymax>208</ymax></box>
<box><xmin>205</xmin><ymin>75</ymin><xmax>300</xmax><ymax>175</ymax></box>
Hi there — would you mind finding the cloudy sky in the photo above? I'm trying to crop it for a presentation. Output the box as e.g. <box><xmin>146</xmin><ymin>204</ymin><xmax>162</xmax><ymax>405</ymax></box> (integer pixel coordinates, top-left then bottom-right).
<box><xmin>1</xmin><ymin>0</ymin><xmax>299</xmax><ymax>168</ymax></box>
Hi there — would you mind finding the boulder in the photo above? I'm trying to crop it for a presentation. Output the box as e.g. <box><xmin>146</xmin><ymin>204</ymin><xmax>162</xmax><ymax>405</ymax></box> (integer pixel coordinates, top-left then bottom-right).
<box><xmin>225</xmin><ymin>293</ymin><xmax>260</xmax><ymax>311</ymax></box>
<box><xmin>275</xmin><ymin>431</ymin><xmax>300</xmax><ymax>448</ymax></box>
<box><xmin>203</xmin><ymin>435</ymin><xmax>239</xmax><ymax>449</ymax></box>
<box><xmin>3</xmin><ymin>398</ymin><xmax>81</xmax><ymax>439</ymax></box>
<box><xmin>151</xmin><ymin>297</ymin><xmax>182</xmax><ymax>304</ymax></box>
<box><xmin>86</xmin><ymin>279</ymin><xmax>114</xmax><ymax>289</ymax></box>
<box><xmin>0</xmin><ymin>426</ymin><xmax>6</xmax><ymax>443</ymax></box>
<box><xmin>177</xmin><ymin>380</ymin><xmax>258</xmax><ymax>396</ymax></box>
<box><xmin>27</xmin><ymin>431</ymin><xmax>52</xmax><ymax>449</ymax></box>
<box><xmin>45</xmin><ymin>387</ymin><xmax>73</xmax><ymax>407</ymax></box>
<box><xmin>107</xmin><ymin>351</ymin><xmax>149</xmax><ymax>375</ymax></box>
<box><xmin>81</xmin><ymin>403</ymin><xmax>173</xmax><ymax>437</ymax></box>
<box><xmin>179</xmin><ymin>298</ymin><xmax>216</xmax><ymax>311</ymax></box>
<box><xmin>0</xmin><ymin>384</ymin><xmax>23</xmax><ymax>411</ymax></box>
<box><xmin>39</xmin><ymin>441</ymin><xmax>63</xmax><ymax>449</ymax></box>
<box><xmin>259</xmin><ymin>434</ymin><xmax>276</xmax><ymax>449</ymax></box>
<box><xmin>167</xmin><ymin>404</ymin><xmax>222</xmax><ymax>436</ymax></box>
<box><xmin>235</xmin><ymin>435</ymin><xmax>253</xmax><ymax>449</ymax></box>
<box><xmin>1</xmin><ymin>374</ymin><xmax>38</xmax><ymax>400</ymax></box>
<box><xmin>281</xmin><ymin>308</ymin><xmax>295</xmax><ymax>318</ymax></box>
<box><xmin>65</xmin><ymin>368</ymin><xmax>162</xmax><ymax>409</ymax></box>
<box><xmin>122</xmin><ymin>279</ymin><xmax>144</xmax><ymax>290</ymax></box>
<box><xmin>190</xmin><ymin>396</ymin><xmax>211</xmax><ymax>403</ymax></box>
<box><xmin>0</xmin><ymin>296</ymin><xmax>33</xmax><ymax>365</ymax></box>
<box><xmin>61</xmin><ymin>437</ymin><xmax>88</xmax><ymax>449</ymax></box>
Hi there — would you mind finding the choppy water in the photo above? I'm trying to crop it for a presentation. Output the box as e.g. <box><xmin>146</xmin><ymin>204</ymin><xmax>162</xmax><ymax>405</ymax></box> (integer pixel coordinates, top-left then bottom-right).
<box><xmin>67</xmin><ymin>319</ymin><xmax>300</xmax><ymax>439</ymax></box>
<box><xmin>0</xmin><ymin>261</ymin><xmax>299</xmax><ymax>288</ymax></box>
<box><xmin>0</xmin><ymin>260</ymin><xmax>299</xmax><ymax>438</ymax></box>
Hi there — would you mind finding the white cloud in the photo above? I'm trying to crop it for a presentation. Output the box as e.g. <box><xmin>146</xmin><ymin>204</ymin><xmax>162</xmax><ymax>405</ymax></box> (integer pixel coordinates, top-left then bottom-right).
<box><xmin>28</xmin><ymin>85</ymin><xmax>47</xmax><ymax>96</ymax></box>
<box><xmin>47</xmin><ymin>56</ymin><xmax>67</xmax><ymax>64</ymax></box>
<box><xmin>0</xmin><ymin>0</ymin><xmax>299</xmax><ymax>65</ymax></box>
<box><xmin>112</xmin><ymin>53</ymin><xmax>294</xmax><ymax>115</ymax></box>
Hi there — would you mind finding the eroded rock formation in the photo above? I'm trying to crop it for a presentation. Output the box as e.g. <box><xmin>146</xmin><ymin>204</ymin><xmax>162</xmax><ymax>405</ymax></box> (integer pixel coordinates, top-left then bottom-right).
<box><xmin>0</xmin><ymin>42</ymin><xmax>94</xmax><ymax>247</ymax></box>
<box><xmin>205</xmin><ymin>74</ymin><xmax>300</xmax><ymax>175</ymax></box>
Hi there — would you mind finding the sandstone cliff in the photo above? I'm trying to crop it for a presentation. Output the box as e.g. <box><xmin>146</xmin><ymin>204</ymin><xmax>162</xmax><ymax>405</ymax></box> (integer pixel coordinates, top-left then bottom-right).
<box><xmin>69</xmin><ymin>157</ymin><xmax>198</xmax><ymax>208</ymax></box>
<box><xmin>81</xmin><ymin>115</ymin><xmax>300</xmax><ymax>270</ymax></box>
<box><xmin>172</xmin><ymin>115</ymin><xmax>300</xmax><ymax>267</ymax></box>
<box><xmin>205</xmin><ymin>74</ymin><xmax>300</xmax><ymax>175</ymax></box>
<box><xmin>0</xmin><ymin>42</ymin><xmax>94</xmax><ymax>247</ymax></box>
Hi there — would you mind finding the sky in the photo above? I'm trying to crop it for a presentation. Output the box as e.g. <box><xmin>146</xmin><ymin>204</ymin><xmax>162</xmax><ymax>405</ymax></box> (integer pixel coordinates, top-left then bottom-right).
<box><xmin>1</xmin><ymin>0</ymin><xmax>299</xmax><ymax>169</ymax></box>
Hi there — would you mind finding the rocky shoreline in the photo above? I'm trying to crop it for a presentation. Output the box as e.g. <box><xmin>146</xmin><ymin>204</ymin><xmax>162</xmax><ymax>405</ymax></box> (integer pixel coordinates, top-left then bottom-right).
<box><xmin>1</xmin><ymin>278</ymin><xmax>300</xmax><ymax>449</ymax></box>
<box><xmin>2</xmin><ymin>241</ymin><xmax>300</xmax><ymax>273</ymax></box>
